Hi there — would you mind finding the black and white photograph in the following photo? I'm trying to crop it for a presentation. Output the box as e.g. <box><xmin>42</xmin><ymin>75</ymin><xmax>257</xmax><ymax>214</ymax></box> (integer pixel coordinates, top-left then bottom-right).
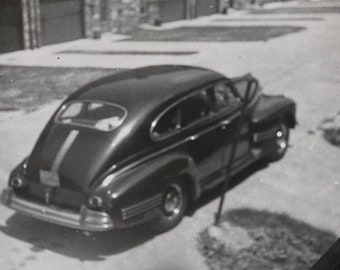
<box><xmin>0</xmin><ymin>0</ymin><xmax>339</xmax><ymax>269</ymax></box>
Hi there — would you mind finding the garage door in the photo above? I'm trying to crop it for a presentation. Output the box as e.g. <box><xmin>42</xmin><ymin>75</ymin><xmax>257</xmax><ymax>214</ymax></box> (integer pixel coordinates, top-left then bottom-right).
<box><xmin>159</xmin><ymin>0</ymin><xmax>186</xmax><ymax>23</ymax></box>
<box><xmin>0</xmin><ymin>0</ymin><xmax>23</xmax><ymax>54</ymax></box>
<box><xmin>196</xmin><ymin>0</ymin><xmax>218</xmax><ymax>17</ymax></box>
<box><xmin>40</xmin><ymin>0</ymin><xmax>84</xmax><ymax>45</ymax></box>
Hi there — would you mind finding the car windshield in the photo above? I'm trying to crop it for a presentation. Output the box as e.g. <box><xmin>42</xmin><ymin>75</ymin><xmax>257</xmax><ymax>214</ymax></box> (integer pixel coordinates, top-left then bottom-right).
<box><xmin>56</xmin><ymin>101</ymin><xmax>126</xmax><ymax>131</ymax></box>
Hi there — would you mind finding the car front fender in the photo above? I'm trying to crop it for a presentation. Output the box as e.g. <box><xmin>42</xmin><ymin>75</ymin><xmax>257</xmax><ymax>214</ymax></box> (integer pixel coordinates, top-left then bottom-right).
<box><xmin>251</xmin><ymin>94</ymin><xmax>296</xmax><ymax>129</ymax></box>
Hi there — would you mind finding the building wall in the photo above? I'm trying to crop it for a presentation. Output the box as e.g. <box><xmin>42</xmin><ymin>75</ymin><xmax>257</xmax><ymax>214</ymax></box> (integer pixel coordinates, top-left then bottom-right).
<box><xmin>21</xmin><ymin>0</ymin><xmax>41</xmax><ymax>49</ymax></box>
<box><xmin>0</xmin><ymin>0</ymin><xmax>24</xmax><ymax>53</ymax></box>
<box><xmin>89</xmin><ymin>0</ymin><xmax>223</xmax><ymax>34</ymax></box>
<box><xmin>21</xmin><ymin>0</ymin><xmax>84</xmax><ymax>49</ymax></box>
<box><xmin>2</xmin><ymin>0</ymin><xmax>224</xmax><ymax>53</ymax></box>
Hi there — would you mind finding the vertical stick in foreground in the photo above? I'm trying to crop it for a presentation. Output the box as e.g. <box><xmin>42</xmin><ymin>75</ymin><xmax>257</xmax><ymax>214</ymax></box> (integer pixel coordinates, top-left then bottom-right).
<box><xmin>214</xmin><ymin>81</ymin><xmax>252</xmax><ymax>226</ymax></box>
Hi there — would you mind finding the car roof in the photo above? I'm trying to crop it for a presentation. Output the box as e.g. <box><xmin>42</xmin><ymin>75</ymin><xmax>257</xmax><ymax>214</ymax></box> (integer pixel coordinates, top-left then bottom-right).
<box><xmin>71</xmin><ymin>65</ymin><xmax>226</xmax><ymax>115</ymax></box>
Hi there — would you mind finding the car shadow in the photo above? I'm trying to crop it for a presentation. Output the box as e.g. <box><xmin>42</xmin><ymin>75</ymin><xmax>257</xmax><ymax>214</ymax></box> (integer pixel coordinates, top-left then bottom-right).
<box><xmin>189</xmin><ymin>160</ymin><xmax>269</xmax><ymax>214</ymax></box>
<box><xmin>0</xmin><ymin>160</ymin><xmax>268</xmax><ymax>261</ymax></box>
<box><xmin>0</xmin><ymin>213</ymin><xmax>155</xmax><ymax>261</ymax></box>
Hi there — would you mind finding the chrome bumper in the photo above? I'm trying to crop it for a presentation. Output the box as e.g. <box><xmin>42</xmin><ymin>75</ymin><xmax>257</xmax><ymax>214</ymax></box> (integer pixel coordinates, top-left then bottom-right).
<box><xmin>0</xmin><ymin>188</ymin><xmax>114</xmax><ymax>232</ymax></box>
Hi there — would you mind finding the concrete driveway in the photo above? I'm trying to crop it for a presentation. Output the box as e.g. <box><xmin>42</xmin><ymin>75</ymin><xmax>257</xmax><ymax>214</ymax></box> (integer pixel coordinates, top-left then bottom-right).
<box><xmin>0</xmin><ymin>2</ymin><xmax>340</xmax><ymax>270</ymax></box>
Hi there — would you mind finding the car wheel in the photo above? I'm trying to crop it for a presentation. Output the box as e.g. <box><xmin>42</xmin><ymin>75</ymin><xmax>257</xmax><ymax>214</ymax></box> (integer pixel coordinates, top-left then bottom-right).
<box><xmin>267</xmin><ymin>123</ymin><xmax>290</xmax><ymax>161</ymax></box>
<box><xmin>151</xmin><ymin>182</ymin><xmax>188</xmax><ymax>233</ymax></box>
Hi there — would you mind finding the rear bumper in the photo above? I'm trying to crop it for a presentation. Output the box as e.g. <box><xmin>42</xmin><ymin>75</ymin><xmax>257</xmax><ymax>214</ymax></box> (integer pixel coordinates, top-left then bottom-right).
<box><xmin>0</xmin><ymin>188</ymin><xmax>114</xmax><ymax>232</ymax></box>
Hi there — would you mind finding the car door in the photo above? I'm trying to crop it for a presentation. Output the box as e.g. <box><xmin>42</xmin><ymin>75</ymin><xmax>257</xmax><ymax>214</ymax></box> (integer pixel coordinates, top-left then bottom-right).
<box><xmin>151</xmin><ymin>87</ymin><xmax>228</xmax><ymax>187</ymax></box>
<box><xmin>176</xmin><ymin>88</ymin><xmax>226</xmax><ymax>185</ymax></box>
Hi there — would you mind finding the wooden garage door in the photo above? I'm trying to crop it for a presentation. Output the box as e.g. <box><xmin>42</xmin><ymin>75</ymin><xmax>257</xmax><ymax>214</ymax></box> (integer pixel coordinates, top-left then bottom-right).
<box><xmin>40</xmin><ymin>0</ymin><xmax>84</xmax><ymax>45</ymax></box>
<box><xmin>0</xmin><ymin>0</ymin><xmax>23</xmax><ymax>54</ymax></box>
<box><xmin>196</xmin><ymin>0</ymin><xmax>218</xmax><ymax>17</ymax></box>
<box><xmin>159</xmin><ymin>0</ymin><xmax>186</xmax><ymax>23</ymax></box>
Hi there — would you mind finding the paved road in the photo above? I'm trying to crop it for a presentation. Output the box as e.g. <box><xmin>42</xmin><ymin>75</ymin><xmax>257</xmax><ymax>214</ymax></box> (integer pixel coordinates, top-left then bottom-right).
<box><xmin>0</xmin><ymin>4</ymin><xmax>340</xmax><ymax>270</ymax></box>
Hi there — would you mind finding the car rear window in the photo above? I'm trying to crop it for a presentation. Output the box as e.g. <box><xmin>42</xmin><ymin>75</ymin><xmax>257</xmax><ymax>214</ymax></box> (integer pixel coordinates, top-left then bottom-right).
<box><xmin>55</xmin><ymin>101</ymin><xmax>127</xmax><ymax>131</ymax></box>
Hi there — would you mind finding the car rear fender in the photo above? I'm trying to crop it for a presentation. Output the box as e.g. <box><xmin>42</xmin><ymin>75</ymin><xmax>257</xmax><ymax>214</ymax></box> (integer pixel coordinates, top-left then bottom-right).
<box><xmin>96</xmin><ymin>152</ymin><xmax>201</xmax><ymax>206</ymax></box>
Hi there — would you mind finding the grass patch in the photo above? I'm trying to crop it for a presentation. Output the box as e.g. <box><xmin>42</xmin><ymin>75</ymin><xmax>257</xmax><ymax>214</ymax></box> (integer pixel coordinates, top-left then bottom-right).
<box><xmin>213</xmin><ymin>17</ymin><xmax>324</xmax><ymax>22</ymax></box>
<box><xmin>0</xmin><ymin>66</ymin><xmax>122</xmax><ymax>111</ymax></box>
<box><xmin>58</xmin><ymin>50</ymin><xmax>198</xmax><ymax>56</ymax></box>
<box><xmin>251</xmin><ymin>6</ymin><xmax>340</xmax><ymax>14</ymax></box>
<box><xmin>124</xmin><ymin>26</ymin><xmax>305</xmax><ymax>42</ymax></box>
<box><xmin>198</xmin><ymin>208</ymin><xmax>337</xmax><ymax>270</ymax></box>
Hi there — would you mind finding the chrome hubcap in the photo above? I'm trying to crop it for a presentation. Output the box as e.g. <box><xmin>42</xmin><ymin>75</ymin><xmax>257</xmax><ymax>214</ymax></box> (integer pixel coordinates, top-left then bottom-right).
<box><xmin>163</xmin><ymin>185</ymin><xmax>182</xmax><ymax>216</ymax></box>
<box><xmin>276</xmin><ymin>125</ymin><xmax>288</xmax><ymax>153</ymax></box>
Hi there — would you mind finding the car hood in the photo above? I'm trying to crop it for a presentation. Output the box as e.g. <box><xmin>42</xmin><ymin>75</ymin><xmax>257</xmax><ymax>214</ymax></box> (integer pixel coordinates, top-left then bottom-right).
<box><xmin>26</xmin><ymin>124</ymin><xmax>114</xmax><ymax>193</ymax></box>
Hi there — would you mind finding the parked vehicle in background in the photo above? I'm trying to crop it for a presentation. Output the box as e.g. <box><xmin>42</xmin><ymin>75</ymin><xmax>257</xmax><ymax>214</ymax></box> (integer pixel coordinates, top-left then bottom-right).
<box><xmin>1</xmin><ymin>65</ymin><xmax>296</xmax><ymax>233</ymax></box>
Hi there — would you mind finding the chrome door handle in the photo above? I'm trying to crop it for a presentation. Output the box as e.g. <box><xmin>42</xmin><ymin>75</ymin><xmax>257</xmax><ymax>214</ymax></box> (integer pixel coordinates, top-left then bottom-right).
<box><xmin>221</xmin><ymin>119</ymin><xmax>230</xmax><ymax>130</ymax></box>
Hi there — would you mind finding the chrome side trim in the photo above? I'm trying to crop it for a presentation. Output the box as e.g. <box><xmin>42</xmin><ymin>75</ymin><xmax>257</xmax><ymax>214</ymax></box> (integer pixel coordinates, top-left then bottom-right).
<box><xmin>1</xmin><ymin>188</ymin><xmax>114</xmax><ymax>231</ymax></box>
<box><xmin>121</xmin><ymin>194</ymin><xmax>162</xmax><ymax>220</ymax></box>
<box><xmin>253</xmin><ymin>126</ymin><xmax>279</xmax><ymax>143</ymax></box>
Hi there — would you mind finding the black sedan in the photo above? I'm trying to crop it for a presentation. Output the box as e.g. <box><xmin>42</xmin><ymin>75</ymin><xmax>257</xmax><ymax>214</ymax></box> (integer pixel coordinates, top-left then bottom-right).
<box><xmin>1</xmin><ymin>65</ymin><xmax>296</xmax><ymax>233</ymax></box>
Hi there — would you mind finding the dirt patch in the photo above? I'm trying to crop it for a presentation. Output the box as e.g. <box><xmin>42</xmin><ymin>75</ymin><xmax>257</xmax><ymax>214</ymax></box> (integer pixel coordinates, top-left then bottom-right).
<box><xmin>0</xmin><ymin>66</ymin><xmax>123</xmax><ymax>112</ymax></box>
<box><xmin>123</xmin><ymin>26</ymin><xmax>305</xmax><ymax>42</ymax></box>
<box><xmin>198</xmin><ymin>208</ymin><xmax>337</xmax><ymax>270</ymax></box>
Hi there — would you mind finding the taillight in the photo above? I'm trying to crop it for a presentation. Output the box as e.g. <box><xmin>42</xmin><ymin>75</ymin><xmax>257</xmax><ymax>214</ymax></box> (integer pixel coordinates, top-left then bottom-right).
<box><xmin>10</xmin><ymin>176</ymin><xmax>25</xmax><ymax>188</ymax></box>
<box><xmin>88</xmin><ymin>195</ymin><xmax>103</xmax><ymax>208</ymax></box>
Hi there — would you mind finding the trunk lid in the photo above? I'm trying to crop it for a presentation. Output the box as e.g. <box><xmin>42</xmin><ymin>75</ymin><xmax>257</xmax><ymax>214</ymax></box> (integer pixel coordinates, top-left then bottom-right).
<box><xmin>23</xmin><ymin>125</ymin><xmax>114</xmax><ymax>208</ymax></box>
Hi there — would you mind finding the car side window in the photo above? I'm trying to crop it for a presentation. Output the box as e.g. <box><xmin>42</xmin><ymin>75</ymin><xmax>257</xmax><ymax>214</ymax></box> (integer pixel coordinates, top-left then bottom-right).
<box><xmin>152</xmin><ymin>89</ymin><xmax>212</xmax><ymax>138</ymax></box>
<box><xmin>233</xmin><ymin>80</ymin><xmax>248</xmax><ymax>99</ymax></box>
<box><xmin>213</xmin><ymin>82</ymin><xmax>240</xmax><ymax>111</ymax></box>
<box><xmin>153</xmin><ymin>106</ymin><xmax>180</xmax><ymax>136</ymax></box>
<box><xmin>179</xmin><ymin>90</ymin><xmax>211</xmax><ymax>127</ymax></box>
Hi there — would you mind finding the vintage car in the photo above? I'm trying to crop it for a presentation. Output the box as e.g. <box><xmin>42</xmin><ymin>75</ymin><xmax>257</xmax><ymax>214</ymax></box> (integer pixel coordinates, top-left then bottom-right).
<box><xmin>1</xmin><ymin>65</ymin><xmax>296</xmax><ymax>233</ymax></box>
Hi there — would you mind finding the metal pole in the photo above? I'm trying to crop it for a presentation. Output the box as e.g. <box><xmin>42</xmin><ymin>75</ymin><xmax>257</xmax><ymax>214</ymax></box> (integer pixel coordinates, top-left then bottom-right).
<box><xmin>214</xmin><ymin>82</ymin><xmax>252</xmax><ymax>226</ymax></box>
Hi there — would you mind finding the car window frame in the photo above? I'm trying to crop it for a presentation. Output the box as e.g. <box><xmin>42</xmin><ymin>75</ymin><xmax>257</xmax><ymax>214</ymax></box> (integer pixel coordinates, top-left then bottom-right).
<box><xmin>150</xmin><ymin>85</ymin><xmax>217</xmax><ymax>141</ymax></box>
<box><xmin>232</xmin><ymin>77</ymin><xmax>259</xmax><ymax>103</ymax></box>
<box><xmin>54</xmin><ymin>99</ymin><xmax>128</xmax><ymax>132</ymax></box>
